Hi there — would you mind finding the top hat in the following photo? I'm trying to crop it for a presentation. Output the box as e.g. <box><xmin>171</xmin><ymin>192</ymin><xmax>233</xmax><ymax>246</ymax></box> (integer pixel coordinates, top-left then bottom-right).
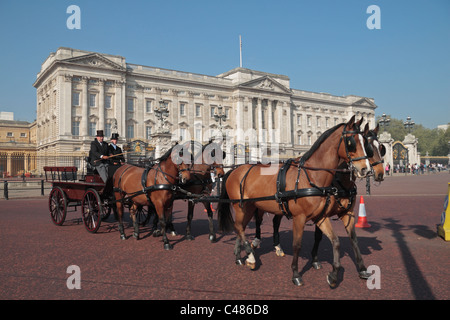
<box><xmin>96</xmin><ymin>130</ymin><xmax>104</xmax><ymax>137</ymax></box>
<box><xmin>111</xmin><ymin>133</ymin><xmax>119</xmax><ymax>140</ymax></box>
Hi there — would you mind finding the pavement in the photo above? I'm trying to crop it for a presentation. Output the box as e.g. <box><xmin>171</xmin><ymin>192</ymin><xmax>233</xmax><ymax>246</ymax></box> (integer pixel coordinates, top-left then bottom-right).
<box><xmin>0</xmin><ymin>172</ymin><xmax>449</xmax><ymax>303</ymax></box>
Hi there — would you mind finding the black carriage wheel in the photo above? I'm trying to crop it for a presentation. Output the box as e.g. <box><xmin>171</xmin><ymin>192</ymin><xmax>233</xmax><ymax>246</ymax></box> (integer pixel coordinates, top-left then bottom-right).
<box><xmin>81</xmin><ymin>188</ymin><xmax>102</xmax><ymax>233</ymax></box>
<box><xmin>49</xmin><ymin>186</ymin><xmax>67</xmax><ymax>226</ymax></box>
<box><xmin>136</xmin><ymin>205</ymin><xmax>151</xmax><ymax>226</ymax></box>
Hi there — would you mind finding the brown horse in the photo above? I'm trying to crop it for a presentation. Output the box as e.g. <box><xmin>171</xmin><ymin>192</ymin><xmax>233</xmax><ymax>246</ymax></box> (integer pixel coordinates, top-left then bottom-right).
<box><xmin>252</xmin><ymin>124</ymin><xmax>386</xmax><ymax>283</ymax></box>
<box><xmin>112</xmin><ymin>144</ymin><xmax>192</xmax><ymax>250</ymax></box>
<box><xmin>152</xmin><ymin>140</ymin><xmax>226</xmax><ymax>242</ymax></box>
<box><xmin>309</xmin><ymin>123</ymin><xmax>386</xmax><ymax>279</ymax></box>
<box><xmin>217</xmin><ymin>116</ymin><xmax>371</xmax><ymax>287</ymax></box>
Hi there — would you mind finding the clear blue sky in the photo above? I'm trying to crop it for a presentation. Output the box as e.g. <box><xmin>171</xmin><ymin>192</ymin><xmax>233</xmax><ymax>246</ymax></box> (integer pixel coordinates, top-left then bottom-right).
<box><xmin>0</xmin><ymin>0</ymin><xmax>448</xmax><ymax>128</ymax></box>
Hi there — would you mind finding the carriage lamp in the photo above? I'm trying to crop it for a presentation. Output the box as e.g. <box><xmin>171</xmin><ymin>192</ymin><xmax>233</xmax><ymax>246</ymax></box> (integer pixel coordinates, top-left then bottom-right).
<box><xmin>378</xmin><ymin>113</ymin><xmax>390</xmax><ymax>132</ymax></box>
<box><xmin>404</xmin><ymin>116</ymin><xmax>415</xmax><ymax>134</ymax></box>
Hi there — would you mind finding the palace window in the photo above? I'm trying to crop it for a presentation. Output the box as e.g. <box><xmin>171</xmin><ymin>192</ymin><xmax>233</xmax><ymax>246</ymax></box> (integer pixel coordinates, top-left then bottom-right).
<box><xmin>195</xmin><ymin>128</ymin><xmax>202</xmax><ymax>141</ymax></box>
<box><xmin>105</xmin><ymin>123</ymin><xmax>111</xmax><ymax>139</ymax></box>
<box><xmin>195</xmin><ymin>105</ymin><xmax>201</xmax><ymax>117</ymax></box>
<box><xmin>180</xmin><ymin>103</ymin><xmax>186</xmax><ymax>116</ymax></box>
<box><xmin>89</xmin><ymin>122</ymin><xmax>96</xmax><ymax>136</ymax></box>
<box><xmin>179</xmin><ymin>128</ymin><xmax>187</xmax><ymax>141</ymax></box>
<box><xmin>72</xmin><ymin>92</ymin><xmax>80</xmax><ymax>106</ymax></box>
<box><xmin>146</xmin><ymin>126</ymin><xmax>152</xmax><ymax>140</ymax></box>
<box><xmin>127</xmin><ymin>98</ymin><xmax>134</xmax><ymax>112</ymax></box>
<box><xmin>72</xmin><ymin>121</ymin><xmax>79</xmax><ymax>135</ymax></box>
<box><xmin>89</xmin><ymin>94</ymin><xmax>96</xmax><ymax>107</ymax></box>
<box><xmin>105</xmin><ymin>95</ymin><xmax>112</xmax><ymax>109</ymax></box>
<box><xmin>146</xmin><ymin>100</ymin><xmax>152</xmax><ymax>113</ymax></box>
<box><xmin>127</xmin><ymin>124</ymin><xmax>134</xmax><ymax>139</ymax></box>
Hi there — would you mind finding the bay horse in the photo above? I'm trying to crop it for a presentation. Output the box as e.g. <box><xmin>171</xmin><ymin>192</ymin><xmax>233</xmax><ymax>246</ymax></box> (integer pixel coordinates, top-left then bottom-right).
<box><xmin>112</xmin><ymin>144</ymin><xmax>192</xmax><ymax>250</ymax></box>
<box><xmin>309</xmin><ymin>123</ymin><xmax>385</xmax><ymax>277</ymax></box>
<box><xmin>152</xmin><ymin>140</ymin><xmax>225</xmax><ymax>242</ymax></box>
<box><xmin>252</xmin><ymin>123</ymin><xmax>386</xmax><ymax>283</ymax></box>
<box><xmin>217</xmin><ymin>116</ymin><xmax>371</xmax><ymax>287</ymax></box>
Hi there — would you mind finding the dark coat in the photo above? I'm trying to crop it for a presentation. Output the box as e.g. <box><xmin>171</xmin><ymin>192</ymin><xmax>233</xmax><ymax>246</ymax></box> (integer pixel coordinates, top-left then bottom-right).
<box><xmin>89</xmin><ymin>139</ymin><xmax>109</xmax><ymax>166</ymax></box>
<box><xmin>108</xmin><ymin>144</ymin><xmax>125</xmax><ymax>165</ymax></box>
<box><xmin>107</xmin><ymin>144</ymin><xmax>124</xmax><ymax>178</ymax></box>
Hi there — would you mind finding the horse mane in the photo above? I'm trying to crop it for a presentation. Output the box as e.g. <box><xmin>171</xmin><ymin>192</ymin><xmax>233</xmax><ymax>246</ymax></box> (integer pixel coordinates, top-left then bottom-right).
<box><xmin>301</xmin><ymin>123</ymin><xmax>345</xmax><ymax>162</ymax></box>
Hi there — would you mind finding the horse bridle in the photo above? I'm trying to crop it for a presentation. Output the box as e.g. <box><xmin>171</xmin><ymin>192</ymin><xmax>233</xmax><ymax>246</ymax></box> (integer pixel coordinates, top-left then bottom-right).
<box><xmin>338</xmin><ymin>128</ymin><xmax>369</xmax><ymax>170</ymax></box>
<box><xmin>366</xmin><ymin>131</ymin><xmax>385</xmax><ymax>168</ymax></box>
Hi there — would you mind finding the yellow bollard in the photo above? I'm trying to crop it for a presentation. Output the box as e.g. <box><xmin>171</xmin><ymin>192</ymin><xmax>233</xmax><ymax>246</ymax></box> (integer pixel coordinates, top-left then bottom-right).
<box><xmin>437</xmin><ymin>183</ymin><xmax>450</xmax><ymax>241</ymax></box>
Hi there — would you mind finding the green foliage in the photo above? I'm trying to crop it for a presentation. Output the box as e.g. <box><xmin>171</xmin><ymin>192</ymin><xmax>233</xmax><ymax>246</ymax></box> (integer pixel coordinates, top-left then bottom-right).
<box><xmin>376</xmin><ymin>115</ymin><xmax>449</xmax><ymax>156</ymax></box>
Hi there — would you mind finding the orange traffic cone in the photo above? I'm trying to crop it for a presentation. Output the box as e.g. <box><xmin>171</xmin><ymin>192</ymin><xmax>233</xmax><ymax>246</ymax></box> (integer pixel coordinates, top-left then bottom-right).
<box><xmin>355</xmin><ymin>195</ymin><xmax>371</xmax><ymax>228</ymax></box>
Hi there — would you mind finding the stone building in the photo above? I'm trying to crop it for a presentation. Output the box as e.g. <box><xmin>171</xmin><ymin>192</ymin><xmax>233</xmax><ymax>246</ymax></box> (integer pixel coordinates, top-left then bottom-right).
<box><xmin>33</xmin><ymin>47</ymin><xmax>377</xmax><ymax>166</ymax></box>
<box><xmin>0</xmin><ymin>114</ymin><xmax>37</xmax><ymax>177</ymax></box>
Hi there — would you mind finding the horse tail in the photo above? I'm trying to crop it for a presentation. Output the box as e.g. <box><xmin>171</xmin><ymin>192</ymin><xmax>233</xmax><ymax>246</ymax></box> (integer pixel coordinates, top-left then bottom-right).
<box><xmin>217</xmin><ymin>169</ymin><xmax>235</xmax><ymax>233</ymax></box>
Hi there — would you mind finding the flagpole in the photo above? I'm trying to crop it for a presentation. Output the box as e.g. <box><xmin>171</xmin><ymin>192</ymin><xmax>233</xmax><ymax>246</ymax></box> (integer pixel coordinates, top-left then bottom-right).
<box><xmin>239</xmin><ymin>35</ymin><xmax>242</xmax><ymax>68</ymax></box>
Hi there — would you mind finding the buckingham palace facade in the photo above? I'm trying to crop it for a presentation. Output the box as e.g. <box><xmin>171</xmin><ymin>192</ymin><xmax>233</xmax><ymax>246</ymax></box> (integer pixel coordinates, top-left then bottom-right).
<box><xmin>33</xmin><ymin>47</ymin><xmax>377</xmax><ymax>165</ymax></box>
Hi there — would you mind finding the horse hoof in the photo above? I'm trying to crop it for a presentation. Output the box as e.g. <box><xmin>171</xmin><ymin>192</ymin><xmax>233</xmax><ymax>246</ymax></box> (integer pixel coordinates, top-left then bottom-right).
<box><xmin>312</xmin><ymin>262</ymin><xmax>322</xmax><ymax>270</ymax></box>
<box><xmin>133</xmin><ymin>233</ymin><xmax>139</xmax><ymax>240</ymax></box>
<box><xmin>164</xmin><ymin>243</ymin><xmax>173</xmax><ymax>250</ymax></box>
<box><xmin>153</xmin><ymin>230</ymin><xmax>162</xmax><ymax>237</ymax></box>
<box><xmin>235</xmin><ymin>259</ymin><xmax>244</xmax><ymax>266</ymax></box>
<box><xmin>120</xmin><ymin>234</ymin><xmax>126</xmax><ymax>240</ymax></box>
<box><xmin>186</xmin><ymin>235</ymin><xmax>195</xmax><ymax>241</ymax></box>
<box><xmin>170</xmin><ymin>231</ymin><xmax>178</xmax><ymax>236</ymax></box>
<box><xmin>359</xmin><ymin>270</ymin><xmax>371</xmax><ymax>280</ymax></box>
<box><xmin>245</xmin><ymin>259</ymin><xmax>256</xmax><ymax>270</ymax></box>
<box><xmin>275</xmin><ymin>246</ymin><xmax>285</xmax><ymax>257</ymax></box>
<box><xmin>292</xmin><ymin>277</ymin><xmax>303</xmax><ymax>286</ymax></box>
<box><xmin>209</xmin><ymin>235</ymin><xmax>217</xmax><ymax>243</ymax></box>
<box><xmin>251</xmin><ymin>238</ymin><xmax>261</xmax><ymax>249</ymax></box>
<box><xmin>327</xmin><ymin>273</ymin><xmax>337</xmax><ymax>288</ymax></box>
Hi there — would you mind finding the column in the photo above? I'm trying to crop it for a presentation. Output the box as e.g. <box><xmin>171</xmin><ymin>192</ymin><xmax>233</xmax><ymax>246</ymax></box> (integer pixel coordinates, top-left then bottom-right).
<box><xmin>98</xmin><ymin>79</ymin><xmax>105</xmax><ymax>131</ymax></box>
<box><xmin>257</xmin><ymin>98</ymin><xmax>262</xmax><ymax>143</ymax></box>
<box><xmin>267</xmin><ymin>99</ymin><xmax>273</xmax><ymax>143</ymax></box>
<box><xmin>236</xmin><ymin>96</ymin><xmax>244</xmax><ymax>143</ymax></box>
<box><xmin>247</xmin><ymin>97</ymin><xmax>253</xmax><ymax>130</ymax></box>
<box><xmin>277</xmin><ymin>102</ymin><xmax>283</xmax><ymax>143</ymax></box>
<box><xmin>80</xmin><ymin>77</ymin><xmax>89</xmax><ymax>137</ymax></box>
<box><xmin>114</xmin><ymin>79</ymin><xmax>125</xmax><ymax>137</ymax></box>
<box><xmin>62</xmin><ymin>74</ymin><xmax>72</xmax><ymax>136</ymax></box>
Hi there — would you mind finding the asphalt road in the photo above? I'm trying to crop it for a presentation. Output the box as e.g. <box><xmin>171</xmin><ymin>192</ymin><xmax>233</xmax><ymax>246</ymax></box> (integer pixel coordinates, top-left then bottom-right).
<box><xmin>0</xmin><ymin>172</ymin><xmax>449</xmax><ymax>302</ymax></box>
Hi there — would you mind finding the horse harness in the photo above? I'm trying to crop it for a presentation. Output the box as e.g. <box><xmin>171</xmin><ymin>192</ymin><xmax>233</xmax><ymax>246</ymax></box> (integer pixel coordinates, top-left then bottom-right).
<box><xmin>236</xmin><ymin>127</ymin><xmax>366</xmax><ymax>221</ymax></box>
<box><xmin>237</xmin><ymin>158</ymin><xmax>350</xmax><ymax>222</ymax></box>
<box><xmin>113</xmin><ymin>161</ymin><xmax>180</xmax><ymax>206</ymax></box>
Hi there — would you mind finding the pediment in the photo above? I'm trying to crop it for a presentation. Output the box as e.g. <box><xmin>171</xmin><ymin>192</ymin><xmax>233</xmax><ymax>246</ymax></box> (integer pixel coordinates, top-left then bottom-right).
<box><xmin>178</xmin><ymin>121</ymin><xmax>190</xmax><ymax>127</ymax></box>
<box><xmin>352</xmin><ymin>97</ymin><xmax>376</xmax><ymax>108</ymax></box>
<box><xmin>61</xmin><ymin>53</ymin><xmax>125</xmax><ymax>71</ymax></box>
<box><xmin>239</xmin><ymin>76</ymin><xmax>291</xmax><ymax>94</ymax></box>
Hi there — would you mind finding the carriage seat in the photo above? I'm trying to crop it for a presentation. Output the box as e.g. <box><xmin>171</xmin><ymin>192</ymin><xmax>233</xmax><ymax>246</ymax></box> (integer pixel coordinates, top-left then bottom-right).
<box><xmin>85</xmin><ymin>157</ymin><xmax>97</xmax><ymax>174</ymax></box>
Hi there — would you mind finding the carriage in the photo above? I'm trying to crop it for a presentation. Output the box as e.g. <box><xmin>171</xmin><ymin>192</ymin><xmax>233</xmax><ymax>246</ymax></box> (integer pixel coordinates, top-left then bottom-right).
<box><xmin>44</xmin><ymin>160</ymin><xmax>149</xmax><ymax>234</ymax></box>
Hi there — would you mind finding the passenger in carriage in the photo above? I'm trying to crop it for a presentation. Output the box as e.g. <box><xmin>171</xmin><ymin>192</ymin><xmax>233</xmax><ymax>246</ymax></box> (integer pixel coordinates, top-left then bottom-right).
<box><xmin>108</xmin><ymin>133</ymin><xmax>125</xmax><ymax>178</ymax></box>
<box><xmin>88</xmin><ymin>130</ymin><xmax>109</xmax><ymax>183</ymax></box>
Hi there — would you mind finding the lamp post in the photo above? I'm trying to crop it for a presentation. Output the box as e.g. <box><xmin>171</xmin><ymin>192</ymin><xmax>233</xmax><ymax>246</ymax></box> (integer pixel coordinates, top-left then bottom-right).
<box><xmin>154</xmin><ymin>99</ymin><xmax>170</xmax><ymax>133</ymax></box>
<box><xmin>404</xmin><ymin>116</ymin><xmax>415</xmax><ymax>134</ymax></box>
<box><xmin>378</xmin><ymin>113</ymin><xmax>390</xmax><ymax>132</ymax></box>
